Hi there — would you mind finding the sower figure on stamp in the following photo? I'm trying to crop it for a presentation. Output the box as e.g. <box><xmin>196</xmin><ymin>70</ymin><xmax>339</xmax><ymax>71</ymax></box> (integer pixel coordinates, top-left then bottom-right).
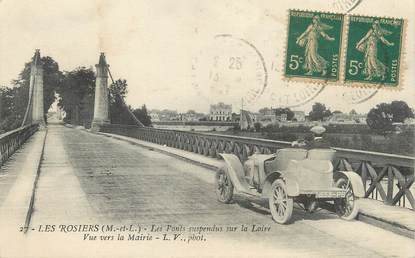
<box><xmin>356</xmin><ymin>20</ymin><xmax>394</xmax><ymax>81</ymax></box>
<box><xmin>296</xmin><ymin>15</ymin><xmax>335</xmax><ymax>76</ymax></box>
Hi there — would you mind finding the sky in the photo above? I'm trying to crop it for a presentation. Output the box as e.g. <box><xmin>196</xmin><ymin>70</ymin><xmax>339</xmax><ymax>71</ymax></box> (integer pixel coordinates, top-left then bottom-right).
<box><xmin>0</xmin><ymin>0</ymin><xmax>414</xmax><ymax>114</ymax></box>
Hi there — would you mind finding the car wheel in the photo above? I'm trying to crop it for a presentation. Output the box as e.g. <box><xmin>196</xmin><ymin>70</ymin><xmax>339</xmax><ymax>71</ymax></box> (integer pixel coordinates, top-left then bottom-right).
<box><xmin>269</xmin><ymin>179</ymin><xmax>293</xmax><ymax>224</ymax></box>
<box><xmin>334</xmin><ymin>177</ymin><xmax>360</xmax><ymax>220</ymax></box>
<box><xmin>215</xmin><ymin>166</ymin><xmax>234</xmax><ymax>203</ymax></box>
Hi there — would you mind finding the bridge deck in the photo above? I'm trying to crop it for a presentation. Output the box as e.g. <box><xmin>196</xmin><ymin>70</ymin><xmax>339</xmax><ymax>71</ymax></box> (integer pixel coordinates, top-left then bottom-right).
<box><xmin>101</xmin><ymin>131</ymin><xmax>415</xmax><ymax>236</ymax></box>
<box><xmin>0</xmin><ymin>124</ymin><xmax>413</xmax><ymax>257</ymax></box>
<box><xmin>0</xmin><ymin>129</ymin><xmax>45</xmax><ymax>228</ymax></box>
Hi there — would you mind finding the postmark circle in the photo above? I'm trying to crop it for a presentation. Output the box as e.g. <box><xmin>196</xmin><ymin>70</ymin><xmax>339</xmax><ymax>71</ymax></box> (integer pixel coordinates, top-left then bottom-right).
<box><xmin>267</xmin><ymin>83</ymin><xmax>326</xmax><ymax>108</ymax></box>
<box><xmin>330</xmin><ymin>0</ymin><xmax>362</xmax><ymax>13</ymax></box>
<box><xmin>341</xmin><ymin>84</ymin><xmax>381</xmax><ymax>104</ymax></box>
<box><xmin>191</xmin><ymin>34</ymin><xmax>267</xmax><ymax>109</ymax></box>
<box><xmin>265</xmin><ymin>47</ymin><xmax>326</xmax><ymax>108</ymax></box>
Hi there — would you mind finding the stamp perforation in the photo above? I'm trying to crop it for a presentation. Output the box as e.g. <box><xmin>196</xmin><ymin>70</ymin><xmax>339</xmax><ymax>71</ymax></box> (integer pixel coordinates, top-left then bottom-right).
<box><xmin>282</xmin><ymin>9</ymin><xmax>406</xmax><ymax>91</ymax></box>
<box><xmin>282</xmin><ymin>9</ymin><xmax>346</xmax><ymax>86</ymax></box>
<box><xmin>341</xmin><ymin>13</ymin><xmax>406</xmax><ymax>90</ymax></box>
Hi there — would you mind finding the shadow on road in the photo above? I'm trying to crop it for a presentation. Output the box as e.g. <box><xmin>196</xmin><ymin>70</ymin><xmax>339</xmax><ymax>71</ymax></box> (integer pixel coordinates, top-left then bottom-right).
<box><xmin>231</xmin><ymin>194</ymin><xmax>338</xmax><ymax>224</ymax></box>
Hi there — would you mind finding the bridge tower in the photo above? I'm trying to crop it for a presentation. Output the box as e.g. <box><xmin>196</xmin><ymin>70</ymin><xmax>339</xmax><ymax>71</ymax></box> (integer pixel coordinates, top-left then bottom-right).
<box><xmin>91</xmin><ymin>53</ymin><xmax>110</xmax><ymax>131</ymax></box>
<box><xmin>22</xmin><ymin>49</ymin><xmax>46</xmax><ymax>127</ymax></box>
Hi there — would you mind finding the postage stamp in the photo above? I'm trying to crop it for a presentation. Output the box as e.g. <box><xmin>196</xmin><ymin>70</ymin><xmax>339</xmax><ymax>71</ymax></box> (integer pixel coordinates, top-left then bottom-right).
<box><xmin>284</xmin><ymin>10</ymin><xmax>344</xmax><ymax>82</ymax></box>
<box><xmin>344</xmin><ymin>15</ymin><xmax>404</xmax><ymax>87</ymax></box>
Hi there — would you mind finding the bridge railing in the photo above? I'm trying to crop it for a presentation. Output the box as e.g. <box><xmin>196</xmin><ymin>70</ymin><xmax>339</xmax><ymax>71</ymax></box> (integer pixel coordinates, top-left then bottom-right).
<box><xmin>0</xmin><ymin>124</ymin><xmax>39</xmax><ymax>166</ymax></box>
<box><xmin>100</xmin><ymin>124</ymin><xmax>415</xmax><ymax>210</ymax></box>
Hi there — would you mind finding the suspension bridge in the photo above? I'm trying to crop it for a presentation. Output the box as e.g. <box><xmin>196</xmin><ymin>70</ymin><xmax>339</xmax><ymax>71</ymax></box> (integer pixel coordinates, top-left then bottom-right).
<box><xmin>0</xmin><ymin>50</ymin><xmax>414</xmax><ymax>257</ymax></box>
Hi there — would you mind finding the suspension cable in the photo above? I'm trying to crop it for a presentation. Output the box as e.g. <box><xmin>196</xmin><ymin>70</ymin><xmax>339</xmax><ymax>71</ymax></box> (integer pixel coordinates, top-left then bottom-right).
<box><xmin>105</xmin><ymin>66</ymin><xmax>145</xmax><ymax>127</ymax></box>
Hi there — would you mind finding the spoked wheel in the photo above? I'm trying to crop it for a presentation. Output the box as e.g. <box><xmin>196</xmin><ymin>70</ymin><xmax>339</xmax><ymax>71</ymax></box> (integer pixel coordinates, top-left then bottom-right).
<box><xmin>334</xmin><ymin>178</ymin><xmax>360</xmax><ymax>220</ymax></box>
<box><xmin>215</xmin><ymin>166</ymin><xmax>234</xmax><ymax>203</ymax></box>
<box><xmin>269</xmin><ymin>179</ymin><xmax>293</xmax><ymax>224</ymax></box>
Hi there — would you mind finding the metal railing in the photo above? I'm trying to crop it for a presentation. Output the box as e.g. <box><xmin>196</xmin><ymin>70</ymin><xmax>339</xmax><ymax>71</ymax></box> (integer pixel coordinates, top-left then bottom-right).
<box><xmin>0</xmin><ymin>124</ymin><xmax>39</xmax><ymax>166</ymax></box>
<box><xmin>100</xmin><ymin>124</ymin><xmax>415</xmax><ymax>210</ymax></box>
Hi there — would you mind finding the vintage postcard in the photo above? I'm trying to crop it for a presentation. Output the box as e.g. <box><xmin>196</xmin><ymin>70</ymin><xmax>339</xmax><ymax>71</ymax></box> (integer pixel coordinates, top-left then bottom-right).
<box><xmin>0</xmin><ymin>0</ymin><xmax>414</xmax><ymax>258</ymax></box>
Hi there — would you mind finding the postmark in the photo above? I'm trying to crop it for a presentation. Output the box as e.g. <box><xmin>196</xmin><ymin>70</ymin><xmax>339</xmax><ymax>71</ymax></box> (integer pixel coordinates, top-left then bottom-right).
<box><xmin>191</xmin><ymin>34</ymin><xmax>267</xmax><ymax>109</ymax></box>
<box><xmin>343</xmin><ymin>15</ymin><xmax>404</xmax><ymax>87</ymax></box>
<box><xmin>260</xmin><ymin>9</ymin><xmax>327</xmax><ymax>108</ymax></box>
<box><xmin>284</xmin><ymin>10</ymin><xmax>344</xmax><ymax>82</ymax></box>
<box><xmin>341</xmin><ymin>86</ymin><xmax>381</xmax><ymax>104</ymax></box>
<box><xmin>267</xmin><ymin>83</ymin><xmax>326</xmax><ymax>108</ymax></box>
<box><xmin>330</xmin><ymin>0</ymin><xmax>362</xmax><ymax>13</ymax></box>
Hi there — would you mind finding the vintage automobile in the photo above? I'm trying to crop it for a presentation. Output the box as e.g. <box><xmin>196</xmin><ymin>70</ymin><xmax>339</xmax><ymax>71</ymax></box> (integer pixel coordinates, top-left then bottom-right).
<box><xmin>215</xmin><ymin>148</ymin><xmax>365</xmax><ymax>224</ymax></box>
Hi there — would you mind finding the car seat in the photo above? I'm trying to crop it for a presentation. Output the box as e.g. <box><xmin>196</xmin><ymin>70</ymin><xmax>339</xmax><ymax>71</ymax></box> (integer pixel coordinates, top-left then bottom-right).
<box><xmin>264</xmin><ymin>148</ymin><xmax>308</xmax><ymax>173</ymax></box>
<box><xmin>307</xmin><ymin>149</ymin><xmax>336</xmax><ymax>161</ymax></box>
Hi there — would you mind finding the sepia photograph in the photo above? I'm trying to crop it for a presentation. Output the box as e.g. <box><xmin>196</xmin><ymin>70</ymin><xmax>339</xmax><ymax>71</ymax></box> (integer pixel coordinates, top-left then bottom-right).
<box><xmin>0</xmin><ymin>0</ymin><xmax>414</xmax><ymax>257</ymax></box>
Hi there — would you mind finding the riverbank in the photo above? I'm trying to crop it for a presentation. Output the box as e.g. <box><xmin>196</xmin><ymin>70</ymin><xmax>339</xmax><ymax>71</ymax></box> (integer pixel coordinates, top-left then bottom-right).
<box><xmin>209</xmin><ymin>130</ymin><xmax>414</xmax><ymax>156</ymax></box>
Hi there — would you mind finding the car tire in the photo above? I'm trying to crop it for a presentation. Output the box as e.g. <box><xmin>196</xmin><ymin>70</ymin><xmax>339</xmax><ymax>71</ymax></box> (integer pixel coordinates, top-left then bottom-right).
<box><xmin>215</xmin><ymin>166</ymin><xmax>234</xmax><ymax>203</ymax></box>
<box><xmin>334</xmin><ymin>177</ymin><xmax>360</xmax><ymax>220</ymax></box>
<box><xmin>269</xmin><ymin>179</ymin><xmax>293</xmax><ymax>224</ymax></box>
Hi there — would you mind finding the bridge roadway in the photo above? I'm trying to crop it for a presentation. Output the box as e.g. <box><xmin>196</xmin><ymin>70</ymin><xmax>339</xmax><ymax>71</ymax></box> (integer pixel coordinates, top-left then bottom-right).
<box><xmin>1</xmin><ymin>124</ymin><xmax>414</xmax><ymax>257</ymax></box>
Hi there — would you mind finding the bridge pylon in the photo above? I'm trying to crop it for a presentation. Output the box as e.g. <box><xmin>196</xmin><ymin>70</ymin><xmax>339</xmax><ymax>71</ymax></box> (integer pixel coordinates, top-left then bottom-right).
<box><xmin>91</xmin><ymin>53</ymin><xmax>110</xmax><ymax>131</ymax></box>
<box><xmin>22</xmin><ymin>49</ymin><xmax>46</xmax><ymax>128</ymax></box>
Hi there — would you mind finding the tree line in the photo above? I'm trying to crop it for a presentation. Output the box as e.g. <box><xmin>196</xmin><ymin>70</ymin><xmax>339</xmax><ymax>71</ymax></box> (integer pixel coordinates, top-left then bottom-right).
<box><xmin>258</xmin><ymin>103</ymin><xmax>335</xmax><ymax>122</ymax></box>
<box><xmin>257</xmin><ymin>101</ymin><xmax>414</xmax><ymax>135</ymax></box>
<box><xmin>0</xmin><ymin>56</ymin><xmax>151</xmax><ymax>133</ymax></box>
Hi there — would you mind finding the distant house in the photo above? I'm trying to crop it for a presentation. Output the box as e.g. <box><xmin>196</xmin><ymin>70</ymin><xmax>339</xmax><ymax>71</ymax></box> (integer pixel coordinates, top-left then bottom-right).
<box><xmin>404</xmin><ymin>118</ymin><xmax>415</xmax><ymax>125</ymax></box>
<box><xmin>232</xmin><ymin>113</ymin><xmax>240</xmax><ymax>122</ymax></box>
<box><xmin>256</xmin><ymin>113</ymin><xmax>276</xmax><ymax>126</ymax></box>
<box><xmin>261</xmin><ymin>109</ymin><xmax>275</xmax><ymax>116</ymax></box>
<box><xmin>209</xmin><ymin>102</ymin><xmax>232</xmax><ymax>121</ymax></box>
<box><xmin>276</xmin><ymin>113</ymin><xmax>287</xmax><ymax>122</ymax></box>
<box><xmin>179</xmin><ymin>112</ymin><xmax>205</xmax><ymax>122</ymax></box>
<box><xmin>149</xmin><ymin>112</ymin><xmax>160</xmax><ymax>122</ymax></box>
<box><xmin>355</xmin><ymin>115</ymin><xmax>367</xmax><ymax>124</ymax></box>
<box><xmin>150</xmin><ymin>109</ymin><xmax>179</xmax><ymax>121</ymax></box>
<box><xmin>170</xmin><ymin>115</ymin><xmax>181</xmax><ymax>121</ymax></box>
<box><xmin>293</xmin><ymin>111</ymin><xmax>305</xmax><ymax>122</ymax></box>
<box><xmin>256</xmin><ymin>109</ymin><xmax>276</xmax><ymax>125</ymax></box>
<box><xmin>328</xmin><ymin>113</ymin><xmax>366</xmax><ymax>124</ymax></box>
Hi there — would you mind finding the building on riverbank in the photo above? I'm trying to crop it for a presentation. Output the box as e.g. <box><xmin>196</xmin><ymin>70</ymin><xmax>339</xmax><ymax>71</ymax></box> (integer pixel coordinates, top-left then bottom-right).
<box><xmin>209</xmin><ymin>102</ymin><xmax>232</xmax><ymax>121</ymax></box>
<box><xmin>328</xmin><ymin>113</ymin><xmax>366</xmax><ymax>124</ymax></box>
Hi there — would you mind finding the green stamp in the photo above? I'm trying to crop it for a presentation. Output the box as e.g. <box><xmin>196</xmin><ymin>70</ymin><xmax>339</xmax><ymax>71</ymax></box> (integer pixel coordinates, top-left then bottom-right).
<box><xmin>344</xmin><ymin>16</ymin><xmax>404</xmax><ymax>86</ymax></box>
<box><xmin>285</xmin><ymin>10</ymin><xmax>344</xmax><ymax>81</ymax></box>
